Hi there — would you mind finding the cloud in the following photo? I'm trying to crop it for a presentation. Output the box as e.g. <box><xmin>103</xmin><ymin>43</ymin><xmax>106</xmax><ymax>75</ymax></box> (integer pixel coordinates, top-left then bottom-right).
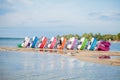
<box><xmin>99</xmin><ymin>15</ymin><xmax>110</xmax><ymax>20</ymax></box>
<box><xmin>89</xmin><ymin>11</ymin><xmax>120</xmax><ymax>21</ymax></box>
<box><xmin>88</xmin><ymin>12</ymin><xmax>100</xmax><ymax>16</ymax></box>
<box><xmin>0</xmin><ymin>0</ymin><xmax>79</xmax><ymax>27</ymax></box>
<box><xmin>0</xmin><ymin>0</ymin><xmax>120</xmax><ymax>29</ymax></box>
<box><xmin>45</xmin><ymin>20</ymin><xmax>64</xmax><ymax>23</ymax></box>
<box><xmin>0</xmin><ymin>0</ymin><xmax>120</xmax><ymax>37</ymax></box>
<box><xmin>0</xmin><ymin>0</ymin><xmax>34</xmax><ymax>15</ymax></box>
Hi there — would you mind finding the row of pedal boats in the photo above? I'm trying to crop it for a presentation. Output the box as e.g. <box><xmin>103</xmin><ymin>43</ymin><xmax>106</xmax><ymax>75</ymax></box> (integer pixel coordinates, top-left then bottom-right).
<box><xmin>18</xmin><ymin>36</ymin><xmax>111</xmax><ymax>51</ymax></box>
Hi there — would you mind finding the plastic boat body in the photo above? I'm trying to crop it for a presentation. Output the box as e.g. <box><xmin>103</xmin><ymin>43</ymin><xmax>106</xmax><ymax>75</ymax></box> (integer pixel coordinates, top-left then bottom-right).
<box><xmin>77</xmin><ymin>37</ymin><xmax>88</xmax><ymax>50</ymax></box>
<box><xmin>71</xmin><ymin>39</ymin><xmax>77</xmax><ymax>49</ymax></box>
<box><xmin>31</xmin><ymin>36</ymin><xmax>38</xmax><ymax>48</ymax></box>
<box><xmin>99</xmin><ymin>41</ymin><xmax>111</xmax><ymax>47</ymax></box>
<box><xmin>57</xmin><ymin>37</ymin><xmax>67</xmax><ymax>49</ymax></box>
<box><xmin>87</xmin><ymin>38</ymin><xmax>97</xmax><ymax>50</ymax></box>
<box><xmin>38</xmin><ymin>36</ymin><xmax>47</xmax><ymax>48</ymax></box>
<box><xmin>96</xmin><ymin>41</ymin><xmax>111</xmax><ymax>51</ymax></box>
<box><xmin>67</xmin><ymin>37</ymin><xmax>76</xmax><ymax>50</ymax></box>
<box><xmin>47</xmin><ymin>37</ymin><xmax>57</xmax><ymax>49</ymax></box>
<box><xmin>18</xmin><ymin>37</ymin><xmax>30</xmax><ymax>48</ymax></box>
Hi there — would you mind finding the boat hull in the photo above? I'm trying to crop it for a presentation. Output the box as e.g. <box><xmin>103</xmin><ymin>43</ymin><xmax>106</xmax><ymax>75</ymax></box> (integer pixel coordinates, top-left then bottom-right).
<box><xmin>87</xmin><ymin>38</ymin><xmax>97</xmax><ymax>50</ymax></box>
<box><xmin>18</xmin><ymin>37</ymin><xmax>30</xmax><ymax>48</ymax></box>
<box><xmin>96</xmin><ymin>41</ymin><xmax>111</xmax><ymax>51</ymax></box>
<box><xmin>31</xmin><ymin>36</ymin><xmax>38</xmax><ymax>48</ymax></box>
<box><xmin>77</xmin><ymin>37</ymin><xmax>88</xmax><ymax>50</ymax></box>
<box><xmin>67</xmin><ymin>37</ymin><xmax>76</xmax><ymax>50</ymax></box>
<box><xmin>57</xmin><ymin>37</ymin><xmax>67</xmax><ymax>49</ymax></box>
<box><xmin>48</xmin><ymin>37</ymin><xmax>57</xmax><ymax>49</ymax></box>
<box><xmin>38</xmin><ymin>37</ymin><xmax>47</xmax><ymax>49</ymax></box>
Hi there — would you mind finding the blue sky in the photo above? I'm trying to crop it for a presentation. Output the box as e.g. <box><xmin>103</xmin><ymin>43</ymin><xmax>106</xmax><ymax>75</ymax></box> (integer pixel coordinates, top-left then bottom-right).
<box><xmin>0</xmin><ymin>0</ymin><xmax>120</xmax><ymax>38</ymax></box>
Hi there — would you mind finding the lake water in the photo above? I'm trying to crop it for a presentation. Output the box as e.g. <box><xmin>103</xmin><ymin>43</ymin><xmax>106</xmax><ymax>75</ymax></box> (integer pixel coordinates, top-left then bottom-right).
<box><xmin>0</xmin><ymin>51</ymin><xmax>120</xmax><ymax>80</ymax></box>
<box><xmin>0</xmin><ymin>38</ymin><xmax>120</xmax><ymax>80</ymax></box>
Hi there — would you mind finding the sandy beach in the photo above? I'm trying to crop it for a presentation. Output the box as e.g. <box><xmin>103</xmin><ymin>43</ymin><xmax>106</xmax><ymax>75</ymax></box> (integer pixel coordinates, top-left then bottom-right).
<box><xmin>0</xmin><ymin>46</ymin><xmax>120</xmax><ymax>66</ymax></box>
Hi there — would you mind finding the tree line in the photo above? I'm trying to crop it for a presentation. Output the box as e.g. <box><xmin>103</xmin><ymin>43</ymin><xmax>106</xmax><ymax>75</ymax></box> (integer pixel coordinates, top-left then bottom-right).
<box><xmin>56</xmin><ymin>33</ymin><xmax>120</xmax><ymax>41</ymax></box>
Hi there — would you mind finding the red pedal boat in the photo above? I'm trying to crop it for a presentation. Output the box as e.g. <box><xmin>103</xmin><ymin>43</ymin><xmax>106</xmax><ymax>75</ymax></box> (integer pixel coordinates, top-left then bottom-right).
<box><xmin>38</xmin><ymin>36</ymin><xmax>47</xmax><ymax>48</ymax></box>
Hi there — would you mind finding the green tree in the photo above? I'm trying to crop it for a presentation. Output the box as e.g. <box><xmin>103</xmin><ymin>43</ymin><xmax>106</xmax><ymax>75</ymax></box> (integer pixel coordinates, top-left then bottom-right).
<box><xmin>75</xmin><ymin>34</ymin><xmax>81</xmax><ymax>39</ymax></box>
<box><xmin>56</xmin><ymin>35</ymin><xmax>61</xmax><ymax>40</ymax></box>
<box><xmin>56</xmin><ymin>32</ymin><xmax>120</xmax><ymax>41</ymax></box>
<box><xmin>117</xmin><ymin>33</ymin><xmax>120</xmax><ymax>41</ymax></box>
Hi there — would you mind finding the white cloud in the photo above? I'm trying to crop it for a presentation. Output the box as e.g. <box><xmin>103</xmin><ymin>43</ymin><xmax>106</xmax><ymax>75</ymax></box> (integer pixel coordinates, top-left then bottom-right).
<box><xmin>89</xmin><ymin>11</ymin><xmax>120</xmax><ymax>21</ymax></box>
<box><xmin>6</xmin><ymin>0</ymin><xmax>33</xmax><ymax>5</ymax></box>
<box><xmin>0</xmin><ymin>0</ymin><xmax>120</xmax><ymax>29</ymax></box>
<box><xmin>5</xmin><ymin>0</ymin><xmax>16</xmax><ymax>4</ymax></box>
<box><xmin>22</xmin><ymin>0</ymin><xmax>33</xmax><ymax>5</ymax></box>
<box><xmin>0</xmin><ymin>0</ymin><xmax>120</xmax><ymax>38</ymax></box>
<box><xmin>0</xmin><ymin>0</ymin><xmax>78</xmax><ymax>26</ymax></box>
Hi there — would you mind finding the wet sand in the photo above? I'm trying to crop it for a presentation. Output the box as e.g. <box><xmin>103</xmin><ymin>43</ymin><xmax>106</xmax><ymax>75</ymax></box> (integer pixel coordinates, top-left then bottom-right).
<box><xmin>0</xmin><ymin>47</ymin><xmax>120</xmax><ymax>66</ymax></box>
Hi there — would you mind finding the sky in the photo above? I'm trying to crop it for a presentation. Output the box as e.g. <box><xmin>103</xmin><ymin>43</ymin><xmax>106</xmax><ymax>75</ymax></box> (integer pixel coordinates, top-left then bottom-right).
<box><xmin>0</xmin><ymin>0</ymin><xmax>120</xmax><ymax>38</ymax></box>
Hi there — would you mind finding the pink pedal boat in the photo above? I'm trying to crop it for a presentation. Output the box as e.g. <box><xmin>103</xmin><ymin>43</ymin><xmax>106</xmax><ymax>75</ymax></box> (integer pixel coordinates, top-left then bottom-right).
<box><xmin>95</xmin><ymin>41</ymin><xmax>111</xmax><ymax>51</ymax></box>
<box><xmin>47</xmin><ymin>37</ymin><xmax>57</xmax><ymax>49</ymax></box>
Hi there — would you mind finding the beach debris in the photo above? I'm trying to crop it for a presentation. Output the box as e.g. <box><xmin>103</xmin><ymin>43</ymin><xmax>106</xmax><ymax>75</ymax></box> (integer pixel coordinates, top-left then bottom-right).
<box><xmin>67</xmin><ymin>52</ymin><xmax>74</xmax><ymax>56</ymax></box>
<box><xmin>98</xmin><ymin>55</ymin><xmax>111</xmax><ymax>59</ymax></box>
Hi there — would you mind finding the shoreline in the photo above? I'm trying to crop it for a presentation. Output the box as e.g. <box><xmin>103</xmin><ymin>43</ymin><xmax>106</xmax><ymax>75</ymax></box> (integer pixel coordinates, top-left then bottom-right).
<box><xmin>110</xmin><ymin>41</ymin><xmax>120</xmax><ymax>43</ymax></box>
<box><xmin>0</xmin><ymin>46</ymin><xmax>120</xmax><ymax>66</ymax></box>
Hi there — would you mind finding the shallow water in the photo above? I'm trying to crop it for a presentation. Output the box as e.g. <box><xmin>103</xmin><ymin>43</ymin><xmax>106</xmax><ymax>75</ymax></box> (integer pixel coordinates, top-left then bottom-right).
<box><xmin>0</xmin><ymin>51</ymin><xmax>120</xmax><ymax>80</ymax></box>
<box><xmin>0</xmin><ymin>38</ymin><xmax>23</xmax><ymax>47</ymax></box>
<box><xmin>110</xmin><ymin>42</ymin><xmax>120</xmax><ymax>52</ymax></box>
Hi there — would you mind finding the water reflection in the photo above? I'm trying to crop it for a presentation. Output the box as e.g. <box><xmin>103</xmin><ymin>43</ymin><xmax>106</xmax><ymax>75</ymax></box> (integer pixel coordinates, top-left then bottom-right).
<box><xmin>0</xmin><ymin>51</ymin><xmax>120</xmax><ymax>80</ymax></box>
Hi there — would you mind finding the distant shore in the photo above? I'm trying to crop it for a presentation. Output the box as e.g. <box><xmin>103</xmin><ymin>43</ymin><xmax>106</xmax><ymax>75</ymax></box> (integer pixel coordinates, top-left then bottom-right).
<box><xmin>110</xmin><ymin>41</ymin><xmax>120</xmax><ymax>43</ymax></box>
<box><xmin>0</xmin><ymin>46</ymin><xmax>120</xmax><ymax>66</ymax></box>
